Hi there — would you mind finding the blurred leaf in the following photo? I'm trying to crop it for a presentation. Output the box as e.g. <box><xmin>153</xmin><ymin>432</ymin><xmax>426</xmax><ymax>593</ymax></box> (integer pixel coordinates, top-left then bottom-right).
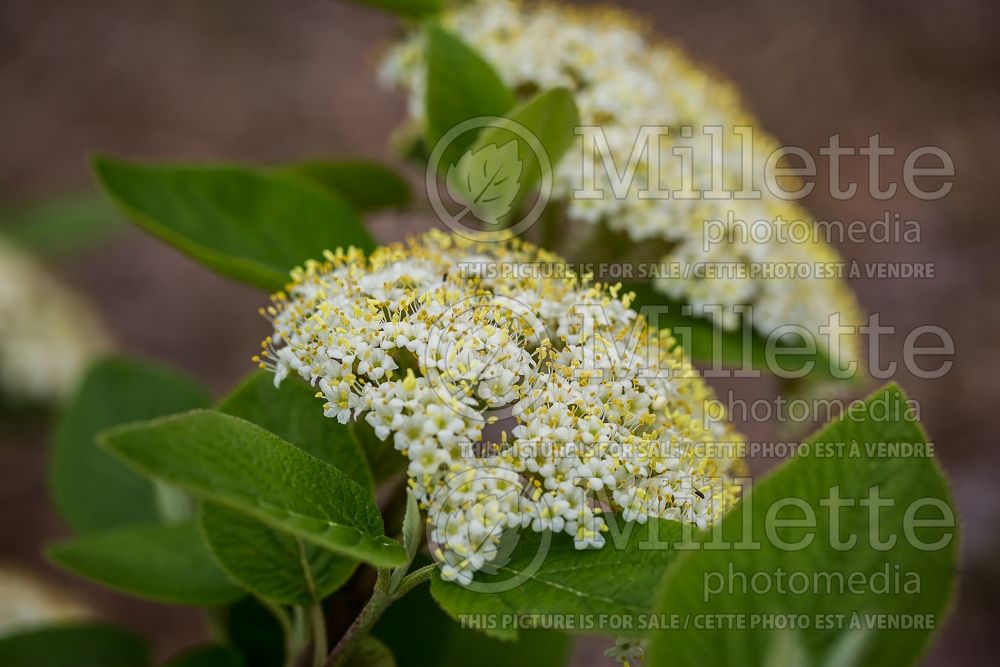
<box><xmin>162</xmin><ymin>645</ymin><xmax>245</xmax><ymax>667</ymax></box>
<box><xmin>0</xmin><ymin>623</ymin><xmax>150</xmax><ymax>667</ymax></box>
<box><xmin>92</xmin><ymin>155</ymin><xmax>375</xmax><ymax>291</ymax></box>
<box><xmin>763</xmin><ymin>631</ymin><xmax>811</xmax><ymax>667</ymax></box>
<box><xmin>200</xmin><ymin>502</ymin><xmax>356</xmax><ymax>605</ymax></box>
<box><xmin>351</xmin><ymin>420</ymin><xmax>406</xmax><ymax>483</ymax></box>
<box><xmin>375</xmin><ymin>577</ymin><xmax>570</xmax><ymax>667</ymax></box>
<box><xmin>224</xmin><ymin>598</ymin><xmax>285</xmax><ymax>667</ymax></box>
<box><xmin>344</xmin><ymin>0</ymin><xmax>441</xmax><ymax>19</ymax></box>
<box><xmin>100</xmin><ymin>410</ymin><xmax>407</xmax><ymax>567</ymax></box>
<box><xmin>646</xmin><ymin>384</ymin><xmax>958</xmax><ymax>667</ymax></box>
<box><xmin>450</xmin><ymin>87</ymin><xmax>579</xmax><ymax>226</ymax></box>
<box><xmin>447</xmin><ymin>140</ymin><xmax>522</xmax><ymax>226</ymax></box>
<box><xmin>425</xmin><ymin>25</ymin><xmax>515</xmax><ymax>169</ymax></box>
<box><xmin>430</xmin><ymin>519</ymin><xmax>688</xmax><ymax>640</ymax></box>
<box><xmin>46</xmin><ymin>522</ymin><xmax>242</xmax><ymax>606</ymax></box>
<box><xmin>625</xmin><ymin>281</ymin><xmax>843</xmax><ymax>380</ymax></box>
<box><xmin>49</xmin><ymin>356</ymin><xmax>210</xmax><ymax>533</ymax></box>
<box><xmin>345</xmin><ymin>636</ymin><xmax>396</xmax><ymax>667</ymax></box>
<box><xmin>0</xmin><ymin>193</ymin><xmax>123</xmax><ymax>258</ymax></box>
<box><xmin>288</xmin><ymin>160</ymin><xmax>410</xmax><ymax>213</ymax></box>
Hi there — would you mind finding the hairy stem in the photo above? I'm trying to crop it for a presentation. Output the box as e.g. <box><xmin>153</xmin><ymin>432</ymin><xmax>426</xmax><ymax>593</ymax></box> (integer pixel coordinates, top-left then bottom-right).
<box><xmin>324</xmin><ymin>568</ymin><xmax>392</xmax><ymax>667</ymax></box>
<box><xmin>323</xmin><ymin>563</ymin><xmax>437</xmax><ymax>667</ymax></box>
<box><xmin>392</xmin><ymin>564</ymin><xmax>436</xmax><ymax>599</ymax></box>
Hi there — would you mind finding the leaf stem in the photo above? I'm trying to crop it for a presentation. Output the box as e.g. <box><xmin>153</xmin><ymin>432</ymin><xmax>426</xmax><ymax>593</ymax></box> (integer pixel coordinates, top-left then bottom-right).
<box><xmin>324</xmin><ymin>562</ymin><xmax>435</xmax><ymax>667</ymax></box>
<box><xmin>392</xmin><ymin>563</ymin><xmax>436</xmax><ymax>599</ymax></box>
<box><xmin>310</xmin><ymin>602</ymin><xmax>328</xmax><ymax>667</ymax></box>
<box><xmin>258</xmin><ymin>598</ymin><xmax>299</xmax><ymax>667</ymax></box>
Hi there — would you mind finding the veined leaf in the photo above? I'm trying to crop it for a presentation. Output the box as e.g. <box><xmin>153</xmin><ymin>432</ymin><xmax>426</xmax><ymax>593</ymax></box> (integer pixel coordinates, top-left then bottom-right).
<box><xmin>209</xmin><ymin>372</ymin><xmax>373</xmax><ymax>603</ymax></box>
<box><xmin>430</xmin><ymin>518</ymin><xmax>689</xmax><ymax>640</ymax></box>
<box><xmin>100</xmin><ymin>410</ymin><xmax>406</xmax><ymax>568</ymax></box>
<box><xmin>49</xmin><ymin>356</ymin><xmax>210</xmax><ymax>533</ymax></box>
<box><xmin>93</xmin><ymin>156</ymin><xmax>375</xmax><ymax>291</ymax></box>
<box><xmin>646</xmin><ymin>384</ymin><xmax>958</xmax><ymax>667</ymax></box>
<box><xmin>218</xmin><ymin>372</ymin><xmax>373</xmax><ymax>495</ymax></box>
<box><xmin>0</xmin><ymin>624</ymin><xmax>150</xmax><ymax>667</ymax></box>
<box><xmin>46</xmin><ymin>522</ymin><xmax>242</xmax><ymax>606</ymax></box>
<box><xmin>200</xmin><ymin>502</ymin><xmax>355</xmax><ymax>605</ymax></box>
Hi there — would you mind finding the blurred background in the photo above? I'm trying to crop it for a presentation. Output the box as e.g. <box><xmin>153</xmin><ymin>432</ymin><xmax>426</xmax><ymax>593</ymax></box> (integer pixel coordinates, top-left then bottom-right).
<box><xmin>1</xmin><ymin>0</ymin><xmax>997</xmax><ymax>663</ymax></box>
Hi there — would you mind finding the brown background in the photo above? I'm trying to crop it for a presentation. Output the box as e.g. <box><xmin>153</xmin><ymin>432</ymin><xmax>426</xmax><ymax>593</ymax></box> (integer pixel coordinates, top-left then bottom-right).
<box><xmin>1</xmin><ymin>0</ymin><xmax>997</xmax><ymax>664</ymax></box>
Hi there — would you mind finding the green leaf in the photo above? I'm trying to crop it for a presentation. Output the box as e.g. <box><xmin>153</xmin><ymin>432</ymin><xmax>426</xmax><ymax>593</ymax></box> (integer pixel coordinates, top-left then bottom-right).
<box><xmin>345</xmin><ymin>636</ymin><xmax>396</xmax><ymax>667</ymax></box>
<box><xmin>211</xmin><ymin>373</ymin><xmax>372</xmax><ymax>603</ymax></box>
<box><xmin>100</xmin><ymin>410</ymin><xmax>406</xmax><ymax>568</ymax></box>
<box><xmin>0</xmin><ymin>623</ymin><xmax>150</xmax><ymax>667</ymax></box>
<box><xmin>287</xmin><ymin>160</ymin><xmax>410</xmax><ymax>213</ymax></box>
<box><xmin>400</xmin><ymin>489</ymin><xmax>422</xmax><ymax>564</ymax></box>
<box><xmin>224</xmin><ymin>598</ymin><xmax>285</xmax><ymax>667</ymax></box>
<box><xmin>344</xmin><ymin>0</ymin><xmax>441</xmax><ymax>19</ymax></box>
<box><xmin>461</xmin><ymin>87</ymin><xmax>580</xmax><ymax>224</ymax></box>
<box><xmin>425</xmin><ymin>25</ymin><xmax>515</xmax><ymax>169</ymax></box>
<box><xmin>162</xmin><ymin>645</ymin><xmax>245</xmax><ymax>667</ymax></box>
<box><xmin>375</xmin><ymin>578</ymin><xmax>570</xmax><ymax>667</ymax></box>
<box><xmin>646</xmin><ymin>383</ymin><xmax>958</xmax><ymax>667</ymax></box>
<box><xmin>218</xmin><ymin>372</ymin><xmax>373</xmax><ymax>495</ymax></box>
<box><xmin>626</xmin><ymin>281</ymin><xmax>843</xmax><ymax>380</ymax></box>
<box><xmin>49</xmin><ymin>356</ymin><xmax>211</xmax><ymax>533</ymax></box>
<box><xmin>430</xmin><ymin>518</ymin><xmax>688</xmax><ymax>640</ymax></box>
<box><xmin>351</xmin><ymin>420</ymin><xmax>407</xmax><ymax>483</ymax></box>
<box><xmin>200</xmin><ymin>502</ymin><xmax>356</xmax><ymax>605</ymax></box>
<box><xmin>0</xmin><ymin>192</ymin><xmax>123</xmax><ymax>258</ymax></box>
<box><xmin>93</xmin><ymin>156</ymin><xmax>375</xmax><ymax>291</ymax></box>
<box><xmin>389</xmin><ymin>489</ymin><xmax>422</xmax><ymax>593</ymax></box>
<box><xmin>46</xmin><ymin>522</ymin><xmax>243</xmax><ymax>606</ymax></box>
<box><xmin>447</xmin><ymin>140</ymin><xmax>523</xmax><ymax>226</ymax></box>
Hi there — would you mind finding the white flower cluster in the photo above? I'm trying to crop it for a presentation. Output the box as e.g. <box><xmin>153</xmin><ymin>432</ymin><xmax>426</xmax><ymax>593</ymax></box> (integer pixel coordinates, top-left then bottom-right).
<box><xmin>380</xmin><ymin>0</ymin><xmax>863</xmax><ymax>367</ymax></box>
<box><xmin>0</xmin><ymin>239</ymin><xmax>109</xmax><ymax>404</ymax></box>
<box><xmin>261</xmin><ymin>231</ymin><xmax>743</xmax><ymax>585</ymax></box>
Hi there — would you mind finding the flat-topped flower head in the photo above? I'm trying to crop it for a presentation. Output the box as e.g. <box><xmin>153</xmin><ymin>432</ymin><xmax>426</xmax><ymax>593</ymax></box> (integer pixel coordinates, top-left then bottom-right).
<box><xmin>260</xmin><ymin>231</ymin><xmax>744</xmax><ymax>584</ymax></box>
<box><xmin>381</xmin><ymin>0</ymin><xmax>864</xmax><ymax>370</ymax></box>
